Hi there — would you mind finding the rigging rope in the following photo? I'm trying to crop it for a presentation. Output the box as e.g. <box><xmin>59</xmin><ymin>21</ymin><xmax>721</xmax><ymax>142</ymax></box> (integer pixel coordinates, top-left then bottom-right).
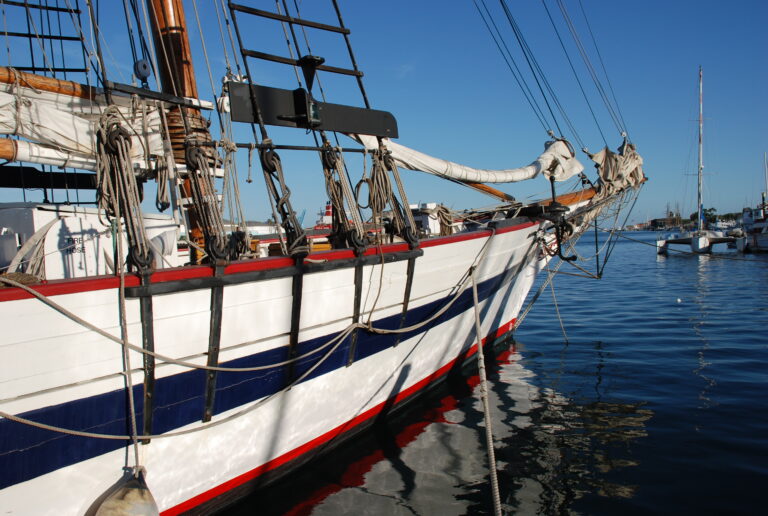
<box><xmin>540</xmin><ymin>0</ymin><xmax>607</xmax><ymax>148</ymax></box>
<box><xmin>114</xmin><ymin>208</ymin><xmax>142</xmax><ymax>477</ymax></box>
<box><xmin>96</xmin><ymin>106</ymin><xmax>151</xmax><ymax>268</ymax></box>
<box><xmin>470</xmin><ymin>266</ymin><xmax>503</xmax><ymax>516</ymax></box>
<box><xmin>556</xmin><ymin>0</ymin><xmax>625</xmax><ymax>137</ymax></box>
<box><xmin>576</xmin><ymin>0</ymin><xmax>629</xmax><ymax>137</ymax></box>
<box><xmin>185</xmin><ymin>144</ymin><xmax>228</xmax><ymax>260</ymax></box>
<box><xmin>216</xmin><ymin>0</ymin><xmax>243</xmax><ymax>76</ymax></box>
<box><xmin>497</xmin><ymin>0</ymin><xmax>565</xmax><ymax>139</ymax></box>
<box><xmin>472</xmin><ymin>0</ymin><xmax>550</xmax><ymax>133</ymax></box>
<box><xmin>190</xmin><ymin>0</ymin><xmax>248</xmax><ymax>241</ymax></box>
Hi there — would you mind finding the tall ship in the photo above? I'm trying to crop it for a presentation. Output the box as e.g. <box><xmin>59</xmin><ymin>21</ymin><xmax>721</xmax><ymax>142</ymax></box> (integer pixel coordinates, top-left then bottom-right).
<box><xmin>0</xmin><ymin>1</ymin><xmax>643</xmax><ymax>513</ymax></box>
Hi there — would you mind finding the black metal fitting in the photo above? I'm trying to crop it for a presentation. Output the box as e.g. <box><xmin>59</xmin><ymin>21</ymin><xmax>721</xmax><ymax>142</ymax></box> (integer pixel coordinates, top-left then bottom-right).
<box><xmin>259</xmin><ymin>147</ymin><xmax>279</xmax><ymax>173</ymax></box>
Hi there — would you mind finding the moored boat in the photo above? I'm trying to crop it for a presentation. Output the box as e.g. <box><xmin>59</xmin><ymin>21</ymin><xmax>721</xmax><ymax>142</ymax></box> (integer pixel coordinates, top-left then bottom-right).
<box><xmin>656</xmin><ymin>67</ymin><xmax>733</xmax><ymax>255</ymax></box>
<box><xmin>736</xmin><ymin>154</ymin><xmax>768</xmax><ymax>253</ymax></box>
<box><xmin>0</xmin><ymin>1</ymin><xmax>643</xmax><ymax>513</ymax></box>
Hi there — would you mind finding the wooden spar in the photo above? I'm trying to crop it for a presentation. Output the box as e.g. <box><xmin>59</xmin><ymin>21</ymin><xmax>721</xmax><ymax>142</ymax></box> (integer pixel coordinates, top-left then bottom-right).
<box><xmin>461</xmin><ymin>181</ymin><xmax>516</xmax><ymax>202</ymax></box>
<box><xmin>0</xmin><ymin>66</ymin><xmax>96</xmax><ymax>100</ymax></box>
<box><xmin>147</xmin><ymin>0</ymin><xmax>210</xmax><ymax>262</ymax></box>
<box><xmin>538</xmin><ymin>187</ymin><xmax>597</xmax><ymax>207</ymax></box>
<box><xmin>0</xmin><ymin>139</ymin><xmax>16</xmax><ymax>161</ymax></box>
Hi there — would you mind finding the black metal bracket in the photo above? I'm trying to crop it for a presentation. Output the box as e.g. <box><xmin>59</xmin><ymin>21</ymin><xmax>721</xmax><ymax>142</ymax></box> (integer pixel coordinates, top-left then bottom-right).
<box><xmin>395</xmin><ymin>256</ymin><xmax>417</xmax><ymax>346</ymax></box>
<box><xmin>202</xmin><ymin>264</ymin><xmax>226</xmax><ymax>422</ymax></box>
<box><xmin>548</xmin><ymin>177</ymin><xmax>577</xmax><ymax>262</ymax></box>
<box><xmin>346</xmin><ymin>259</ymin><xmax>364</xmax><ymax>366</ymax></box>
<box><xmin>229</xmin><ymin>81</ymin><xmax>398</xmax><ymax>138</ymax></box>
<box><xmin>138</xmin><ymin>272</ymin><xmax>155</xmax><ymax>443</ymax></box>
<box><xmin>0</xmin><ymin>165</ymin><xmax>97</xmax><ymax>190</ymax></box>
<box><xmin>287</xmin><ymin>256</ymin><xmax>305</xmax><ymax>386</ymax></box>
<box><xmin>104</xmin><ymin>80</ymin><xmax>213</xmax><ymax>110</ymax></box>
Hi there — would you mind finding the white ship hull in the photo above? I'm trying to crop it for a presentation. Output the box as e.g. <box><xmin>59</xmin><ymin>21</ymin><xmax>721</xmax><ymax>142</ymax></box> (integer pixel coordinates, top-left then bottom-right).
<box><xmin>0</xmin><ymin>220</ymin><xmax>548</xmax><ymax>514</ymax></box>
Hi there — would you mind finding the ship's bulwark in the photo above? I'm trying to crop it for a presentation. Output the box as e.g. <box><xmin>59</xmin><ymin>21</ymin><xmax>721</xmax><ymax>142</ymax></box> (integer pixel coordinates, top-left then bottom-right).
<box><xmin>1</xmin><ymin>265</ymin><xmax>506</xmax><ymax>488</ymax></box>
<box><xmin>0</xmin><ymin>224</ymin><xmax>545</xmax><ymax>513</ymax></box>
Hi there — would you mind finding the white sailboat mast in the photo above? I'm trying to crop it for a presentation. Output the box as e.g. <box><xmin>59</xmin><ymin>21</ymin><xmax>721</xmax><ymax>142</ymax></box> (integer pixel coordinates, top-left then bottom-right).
<box><xmin>697</xmin><ymin>66</ymin><xmax>704</xmax><ymax>232</ymax></box>
<box><xmin>763</xmin><ymin>152</ymin><xmax>767</xmax><ymax>206</ymax></box>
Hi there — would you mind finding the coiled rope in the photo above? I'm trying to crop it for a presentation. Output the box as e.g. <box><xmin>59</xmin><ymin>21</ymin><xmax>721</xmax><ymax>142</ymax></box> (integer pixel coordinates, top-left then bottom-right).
<box><xmin>96</xmin><ymin>106</ymin><xmax>151</xmax><ymax>266</ymax></box>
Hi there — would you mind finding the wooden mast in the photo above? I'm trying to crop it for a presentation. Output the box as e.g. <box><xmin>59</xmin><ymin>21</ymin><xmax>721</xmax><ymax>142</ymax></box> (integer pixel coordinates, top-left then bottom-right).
<box><xmin>147</xmin><ymin>0</ymin><xmax>210</xmax><ymax>262</ymax></box>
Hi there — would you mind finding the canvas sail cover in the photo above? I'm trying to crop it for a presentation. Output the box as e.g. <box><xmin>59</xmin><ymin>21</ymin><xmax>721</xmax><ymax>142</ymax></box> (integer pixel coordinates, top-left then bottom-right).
<box><xmin>590</xmin><ymin>142</ymin><xmax>645</xmax><ymax>200</ymax></box>
<box><xmin>0</xmin><ymin>84</ymin><xmax>163</xmax><ymax>171</ymax></box>
<box><xmin>353</xmin><ymin>134</ymin><xmax>584</xmax><ymax>183</ymax></box>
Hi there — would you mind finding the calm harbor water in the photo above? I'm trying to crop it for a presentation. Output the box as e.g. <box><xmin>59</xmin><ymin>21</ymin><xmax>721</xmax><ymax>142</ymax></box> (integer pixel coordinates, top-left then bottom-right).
<box><xmin>230</xmin><ymin>231</ymin><xmax>768</xmax><ymax>515</ymax></box>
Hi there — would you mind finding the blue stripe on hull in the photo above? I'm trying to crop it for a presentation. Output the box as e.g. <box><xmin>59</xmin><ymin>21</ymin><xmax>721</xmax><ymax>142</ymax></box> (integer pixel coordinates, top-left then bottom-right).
<box><xmin>0</xmin><ymin>266</ymin><xmax>515</xmax><ymax>489</ymax></box>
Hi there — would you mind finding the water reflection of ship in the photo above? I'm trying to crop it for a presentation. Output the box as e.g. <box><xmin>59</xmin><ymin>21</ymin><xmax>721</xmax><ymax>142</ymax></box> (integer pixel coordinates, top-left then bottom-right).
<box><xmin>487</xmin><ymin>340</ymin><xmax>653</xmax><ymax>514</ymax></box>
<box><xmin>232</xmin><ymin>340</ymin><xmax>653</xmax><ymax>515</ymax></box>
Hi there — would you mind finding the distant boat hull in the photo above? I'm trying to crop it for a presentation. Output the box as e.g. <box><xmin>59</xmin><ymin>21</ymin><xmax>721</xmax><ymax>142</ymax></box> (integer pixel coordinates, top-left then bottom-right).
<box><xmin>656</xmin><ymin>229</ymin><xmax>733</xmax><ymax>255</ymax></box>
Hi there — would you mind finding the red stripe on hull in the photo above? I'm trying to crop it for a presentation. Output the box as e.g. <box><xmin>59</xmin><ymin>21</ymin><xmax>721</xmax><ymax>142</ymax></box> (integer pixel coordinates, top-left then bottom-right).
<box><xmin>0</xmin><ymin>221</ymin><xmax>536</xmax><ymax>302</ymax></box>
<box><xmin>163</xmin><ymin>317</ymin><xmax>516</xmax><ymax>515</ymax></box>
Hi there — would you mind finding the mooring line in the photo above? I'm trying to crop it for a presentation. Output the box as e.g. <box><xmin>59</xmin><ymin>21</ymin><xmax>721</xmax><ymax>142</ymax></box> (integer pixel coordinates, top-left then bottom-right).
<box><xmin>470</xmin><ymin>266</ymin><xmax>502</xmax><ymax>516</ymax></box>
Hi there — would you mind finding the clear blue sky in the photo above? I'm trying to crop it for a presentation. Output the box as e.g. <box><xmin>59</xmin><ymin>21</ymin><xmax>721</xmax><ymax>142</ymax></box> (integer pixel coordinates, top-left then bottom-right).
<box><xmin>6</xmin><ymin>1</ymin><xmax>768</xmax><ymax>224</ymax></box>
<box><xmin>337</xmin><ymin>0</ymin><xmax>768</xmax><ymax>223</ymax></box>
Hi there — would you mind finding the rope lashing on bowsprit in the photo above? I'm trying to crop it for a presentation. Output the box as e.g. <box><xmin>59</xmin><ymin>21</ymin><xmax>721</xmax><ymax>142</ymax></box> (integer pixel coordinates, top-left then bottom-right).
<box><xmin>470</xmin><ymin>266</ymin><xmax>503</xmax><ymax>516</ymax></box>
<box><xmin>96</xmin><ymin>106</ymin><xmax>151</xmax><ymax>270</ymax></box>
<box><xmin>0</xmin><ymin>229</ymin><xmax>502</xmax><ymax>441</ymax></box>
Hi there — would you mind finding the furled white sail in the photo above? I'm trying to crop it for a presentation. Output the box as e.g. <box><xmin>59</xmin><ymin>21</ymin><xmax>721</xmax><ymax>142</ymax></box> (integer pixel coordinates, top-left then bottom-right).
<box><xmin>0</xmin><ymin>84</ymin><xmax>164</xmax><ymax>170</ymax></box>
<box><xmin>353</xmin><ymin>134</ymin><xmax>583</xmax><ymax>183</ymax></box>
<box><xmin>590</xmin><ymin>142</ymin><xmax>645</xmax><ymax>200</ymax></box>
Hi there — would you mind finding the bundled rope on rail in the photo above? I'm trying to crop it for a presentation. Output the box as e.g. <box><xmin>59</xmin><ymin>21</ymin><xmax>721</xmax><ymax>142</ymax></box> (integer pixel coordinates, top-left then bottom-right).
<box><xmin>321</xmin><ymin>143</ymin><xmax>366</xmax><ymax>252</ymax></box>
<box><xmin>96</xmin><ymin>106</ymin><xmax>151</xmax><ymax>270</ymax></box>
<box><xmin>184</xmin><ymin>141</ymin><xmax>229</xmax><ymax>261</ymax></box>
<box><xmin>259</xmin><ymin>143</ymin><xmax>308</xmax><ymax>257</ymax></box>
<box><xmin>368</xmin><ymin>146</ymin><xmax>419</xmax><ymax>247</ymax></box>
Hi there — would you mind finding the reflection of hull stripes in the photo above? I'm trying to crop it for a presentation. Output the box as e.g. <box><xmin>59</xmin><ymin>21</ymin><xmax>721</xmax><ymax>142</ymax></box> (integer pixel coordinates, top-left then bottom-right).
<box><xmin>168</xmin><ymin>319</ymin><xmax>517</xmax><ymax>515</ymax></box>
